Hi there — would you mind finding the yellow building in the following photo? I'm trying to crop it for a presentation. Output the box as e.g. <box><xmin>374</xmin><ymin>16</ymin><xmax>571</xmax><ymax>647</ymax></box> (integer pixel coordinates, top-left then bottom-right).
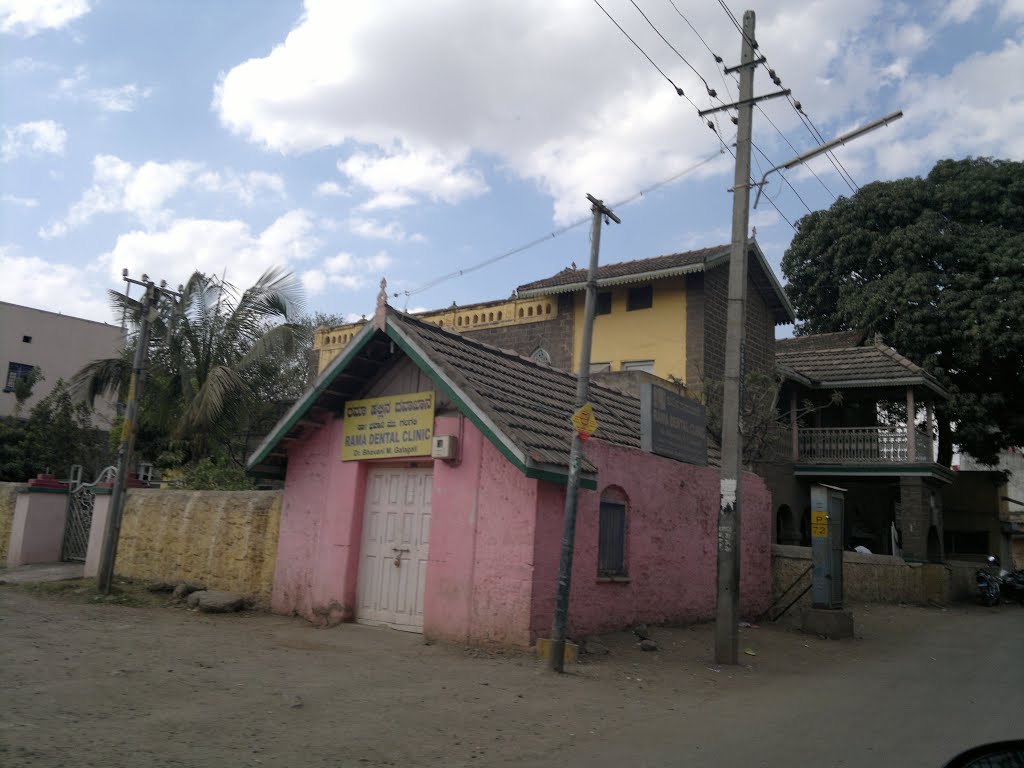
<box><xmin>313</xmin><ymin>241</ymin><xmax>794</xmax><ymax>390</ymax></box>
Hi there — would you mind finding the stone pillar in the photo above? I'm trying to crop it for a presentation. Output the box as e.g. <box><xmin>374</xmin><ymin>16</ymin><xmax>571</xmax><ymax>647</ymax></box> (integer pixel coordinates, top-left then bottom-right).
<box><xmin>899</xmin><ymin>475</ymin><xmax>928</xmax><ymax>561</ymax></box>
<box><xmin>906</xmin><ymin>387</ymin><xmax>916</xmax><ymax>462</ymax></box>
<box><xmin>6</xmin><ymin>475</ymin><xmax>69</xmax><ymax>567</ymax></box>
<box><xmin>83</xmin><ymin>490</ymin><xmax>113</xmax><ymax>578</ymax></box>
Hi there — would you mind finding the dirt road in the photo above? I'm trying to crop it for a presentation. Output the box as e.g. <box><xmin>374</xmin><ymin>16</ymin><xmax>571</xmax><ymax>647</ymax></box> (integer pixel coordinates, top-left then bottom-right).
<box><xmin>1</xmin><ymin>585</ymin><xmax>1021</xmax><ymax>767</ymax></box>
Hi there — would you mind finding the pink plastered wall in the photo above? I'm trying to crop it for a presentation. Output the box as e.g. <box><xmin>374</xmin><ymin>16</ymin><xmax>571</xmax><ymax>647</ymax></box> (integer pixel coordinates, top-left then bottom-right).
<box><xmin>271</xmin><ymin>417</ymin><xmax>367</xmax><ymax>623</ymax></box>
<box><xmin>424</xmin><ymin>417</ymin><xmax>537</xmax><ymax>647</ymax></box>
<box><xmin>530</xmin><ymin>439</ymin><xmax>772</xmax><ymax>641</ymax></box>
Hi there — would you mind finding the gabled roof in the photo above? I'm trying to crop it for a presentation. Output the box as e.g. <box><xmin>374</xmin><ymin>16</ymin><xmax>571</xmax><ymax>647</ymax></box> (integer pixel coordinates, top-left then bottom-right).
<box><xmin>777</xmin><ymin>332</ymin><xmax>949</xmax><ymax>398</ymax></box>
<box><xmin>515</xmin><ymin>240</ymin><xmax>796</xmax><ymax>325</ymax></box>
<box><xmin>247</xmin><ymin>306</ymin><xmax>644</xmax><ymax>487</ymax></box>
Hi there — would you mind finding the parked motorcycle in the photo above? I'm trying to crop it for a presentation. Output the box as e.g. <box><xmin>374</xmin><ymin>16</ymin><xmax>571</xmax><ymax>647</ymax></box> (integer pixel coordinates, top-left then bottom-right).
<box><xmin>975</xmin><ymin>555</ymin><xmax>1024</xmax><ymax>606</ymax></box>
<box><xmin>975</xmin><ymin>557</ymin><xmax>1001</xmax><ymax>606</ymax></box>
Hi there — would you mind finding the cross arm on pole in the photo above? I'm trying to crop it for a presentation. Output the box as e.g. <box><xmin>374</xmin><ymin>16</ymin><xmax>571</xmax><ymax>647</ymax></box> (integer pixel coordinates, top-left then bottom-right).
<box><xmin>586</xmin><ymin>193</ymin><xmax>621</xmax><ymax>224</ymax></box>
<box><xmin>698</xmin><ymin>89</ymin><xmax>790</xmax><ymax>117</ymax></box>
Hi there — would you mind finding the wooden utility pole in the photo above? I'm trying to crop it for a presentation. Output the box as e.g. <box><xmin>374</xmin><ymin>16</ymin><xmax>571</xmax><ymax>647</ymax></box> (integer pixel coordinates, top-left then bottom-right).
<box><xmin>550</xmin><ymin>193</ymin><xmax>620</xmax><ymax>673</ymax></box>
<box><xmin>715</xmin><ymin>9</ymin><xmax>757</xmax><ymax>665</ymax></box>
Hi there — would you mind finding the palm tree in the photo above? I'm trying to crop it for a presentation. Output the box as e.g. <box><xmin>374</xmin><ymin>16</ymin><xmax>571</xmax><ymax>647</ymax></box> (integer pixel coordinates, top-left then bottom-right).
<box><xmin>76</xmin><ymin>266</ymin><xmax>308</xmax><ymax>463</ymax></box>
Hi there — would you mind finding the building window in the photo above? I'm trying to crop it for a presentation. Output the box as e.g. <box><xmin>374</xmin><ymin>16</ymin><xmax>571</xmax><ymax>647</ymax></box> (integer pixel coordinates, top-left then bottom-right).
<box><xmin>589</xmin><ymin>362</ymin><xmax>611</xmax><ymax>374</ymax></box>
<box><xmin>622</xmin><ymin>360</ymin><xmax>655</xmax><ymax>374</ymax></box>
<box><xmin>596</xmin><ymin>291</ymin><xmax>612</xmax><ymax>315</ymax></box>
<box><xmin>530</xmin><ymin>347</ymin><xmax>552</xmax><ymax>365</ymax></box>
<box><xmin>598</xmin><ymin>490</ymin><xmax>628</xmax><ymax>577</ymax></box>
<box><xmin>4</xmin><ymin>362</ymin><xmax>34</xmax><ymax>392</ymax></box>
<box><xmin>627</xmin><ymin>285</ymin><xmax>653</xmax><ymax>311</ymax></box>
<box><xmin>22</xmin><ymin>335</ymin><xmax>32</xmax><ymax>343</ymax></box>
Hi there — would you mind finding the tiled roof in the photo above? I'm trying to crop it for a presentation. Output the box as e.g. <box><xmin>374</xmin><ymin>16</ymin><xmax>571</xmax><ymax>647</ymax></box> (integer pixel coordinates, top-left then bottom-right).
<box><xmin>516</xmin><ymin>245</ymin><xmax>728</xmax><ymax>293</ymax></box>
<box><xmin>777</xmin><ymin>332</ymin><xmax>948</xmax><ymax>397</ymax></box>
<box><xmin>391</xmin><ymin>308</ymin><xmax>641</xmax><ymax>473</ymax></box>
<box><xmin>516</xmin><ymin>241</ymin><xmax>795</xmax><ymax>325</ymax></box>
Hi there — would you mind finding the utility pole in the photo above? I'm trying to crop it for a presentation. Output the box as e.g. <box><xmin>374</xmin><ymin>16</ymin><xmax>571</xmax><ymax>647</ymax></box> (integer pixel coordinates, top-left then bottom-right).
<box><xmin>715</xmin><ymin>9</ymin><xmax>757</xmax><ymax>665</ymax></box>
<box><xmin>98</xmin><ymin>274</ymin><xmax>180</xmax><ymax>594</ymax></box>
<box><xmin>550</xmin><ymin>193</ymin><xmax>620</xmax><ymax>673</ymax></box>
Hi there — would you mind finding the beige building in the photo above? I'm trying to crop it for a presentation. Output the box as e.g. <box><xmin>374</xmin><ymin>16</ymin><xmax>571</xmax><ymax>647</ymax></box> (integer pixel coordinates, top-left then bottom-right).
<box><xmin>1</xmin><ymin>302</ymin><xmax>124</xmax><ymax>422</ymax></box>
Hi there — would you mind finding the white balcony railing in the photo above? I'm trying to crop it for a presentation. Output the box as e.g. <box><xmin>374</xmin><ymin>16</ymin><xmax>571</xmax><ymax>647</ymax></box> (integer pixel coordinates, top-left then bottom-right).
<box><xmin>797</xmin><ymin>426</ymin><xmax>932</xmax><ymax>464</ymax></box>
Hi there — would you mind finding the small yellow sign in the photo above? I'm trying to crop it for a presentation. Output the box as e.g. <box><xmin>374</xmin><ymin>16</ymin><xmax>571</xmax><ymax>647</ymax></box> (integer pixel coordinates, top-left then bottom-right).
<box><xmin>811</xmin><ymin>510</ymin><xmax>829</xmax><ymax>539</ymax></box>
<box><xmin>571</xmin><ymin>402</ymin><xmax>598</xmax><ymax>442</ymax></box>
<box><xmin>341</xmin><ymin>391</ymin><xmax>435</xmax><ymax>461</ymax></box>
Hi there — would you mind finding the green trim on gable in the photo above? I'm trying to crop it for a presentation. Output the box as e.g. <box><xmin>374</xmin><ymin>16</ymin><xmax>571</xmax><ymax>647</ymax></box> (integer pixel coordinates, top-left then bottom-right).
<box><xmin>245</xmin><ymin>322</ymin><xmax>377</xmax><ymax>471</ymax></box>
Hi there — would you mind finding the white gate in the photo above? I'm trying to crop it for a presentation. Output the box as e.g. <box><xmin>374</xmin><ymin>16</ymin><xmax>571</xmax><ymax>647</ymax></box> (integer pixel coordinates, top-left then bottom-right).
<box><xmin>356</xmin><ymin>467</ymin><xmax>433</xmax><ymax>632</ymax></box>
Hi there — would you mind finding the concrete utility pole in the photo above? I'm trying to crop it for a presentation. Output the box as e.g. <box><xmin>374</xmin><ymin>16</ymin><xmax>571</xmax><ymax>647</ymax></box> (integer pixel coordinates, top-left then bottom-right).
<box><xmin>715</xmin><ymin>9</ymin><xmax>758</xmax><ymax>666</ymax></box>
<box><xmin>550</xmin><ymin>193</ymin><xmax>620</xmax><ymax>673</ymax></box>
<box><xmin>98</xmin><ymin>275</ymin><xmax>180</xmax><ymax>594</ymax></box>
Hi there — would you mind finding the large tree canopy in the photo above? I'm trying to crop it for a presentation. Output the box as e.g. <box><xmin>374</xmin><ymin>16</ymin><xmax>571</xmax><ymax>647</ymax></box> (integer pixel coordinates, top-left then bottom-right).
<box><xmin>782</xmin><ymin>157</ymin><xmax>1024</xmax><ymax>465</ymax></box>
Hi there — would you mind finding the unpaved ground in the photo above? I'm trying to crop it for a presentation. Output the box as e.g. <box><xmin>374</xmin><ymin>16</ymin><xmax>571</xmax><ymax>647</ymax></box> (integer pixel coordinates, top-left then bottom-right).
<box><xmin>1</xmin><ymin>584</ymin><xmax>1021</xmax><ymax>768</ymax></box>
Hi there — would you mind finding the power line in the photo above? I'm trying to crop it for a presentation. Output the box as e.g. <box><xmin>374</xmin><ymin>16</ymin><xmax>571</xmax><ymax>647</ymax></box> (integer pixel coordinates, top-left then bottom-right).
<box><xmin>628</xmin><ymin>0</ymin><xmax>718</xmax><ymax>97</ymax></box>
<box><xmin>713</xmin><ymin>0</ymin><xmax>858</xmax><ymax>195</ymax></box>
<box><xmin>751</xmin><ymin>139</ymin><xmax>812</xmax><ymax>214</ymax></box>
<box><xmin>591</xmin><ymin>0</ymin><xmax>685</xmax><ymax>95</ymax></box>
<box><xmin>754</xmin><ymin>102</ymin><xmax>837</xmax><ymax>201</ymax></box>
<box><xmin>396</xmin><ymin>150</ymin><xmax>725</xmax><ymax>299</ymax></box>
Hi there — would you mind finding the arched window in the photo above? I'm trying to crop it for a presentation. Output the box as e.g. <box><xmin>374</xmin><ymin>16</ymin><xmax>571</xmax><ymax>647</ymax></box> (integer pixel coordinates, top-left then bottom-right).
<box><xmin>488</xmin><ymin>312</ymin><xmax>494</xmax><ymax>322</ymax></box>
<box><xmin>518</xmin><ymin>308</ymin><xmax>524</xmax><ymax>318</ymax></box>
<box><xmin>527</xmin><ymin>306</ymin><xmax>534</xmax><ymax>317</ymax></box>
<box><xmin>545</xmin><ymin>303</ymin><xmax>552</xmax><ymax>315</ymax></box>
<box><xmin>530</xmin><ymin>347</ymin><xmax>552</xmax><ymax>365</ymax></box>
<box><xmin>457</xmin><ymin>316</ymin><xmax>463</xmax><ymax>326</ymax></box>
<box><xmin>598</xmin><ymin>486</ymin><xmax>628</xmax><ymax>577</ymax></box>
<box><xmin>497</xmin><ymin>311</ymin><xmax>503</xmax><ymax>321</ymax></box>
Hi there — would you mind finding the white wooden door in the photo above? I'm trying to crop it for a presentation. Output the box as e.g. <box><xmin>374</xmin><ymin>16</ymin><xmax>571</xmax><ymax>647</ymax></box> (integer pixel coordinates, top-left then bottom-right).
<box><xmin>356</xmin><ymin>467</ymin><xmax>433</xmax><ymax>632</ymax></box>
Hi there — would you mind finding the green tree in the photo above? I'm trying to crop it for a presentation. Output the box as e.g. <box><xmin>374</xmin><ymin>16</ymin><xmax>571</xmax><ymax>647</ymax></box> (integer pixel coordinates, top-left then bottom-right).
<box><xmin>12</xmin><ymin>366</ymin><xmax>43</xmax><ymax>418</ymax></box>
<box><xmin>76</xmin><ymin>267</ymin><xmax>307</xmax><ymax>470</ymax></box>
<box><xmin>781</xmin><ymin>157</ymin><xmax>1024</xmax><ymax>465</ymax></box>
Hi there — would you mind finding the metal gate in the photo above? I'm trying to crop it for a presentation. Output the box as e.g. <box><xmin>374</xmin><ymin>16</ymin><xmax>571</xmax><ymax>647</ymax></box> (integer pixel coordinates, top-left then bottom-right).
<box><xmin>61</xmin><ymin>465</ymin><xmax>117</xmax><ymax>562</ymax></box>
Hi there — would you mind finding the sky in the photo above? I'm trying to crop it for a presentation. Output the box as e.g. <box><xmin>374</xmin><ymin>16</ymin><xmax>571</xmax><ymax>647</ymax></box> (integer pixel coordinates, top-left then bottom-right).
<box><xmin>2</xmin><ymin>0</ymin><xmax>1022</xmax><ymax>328</ymax></box>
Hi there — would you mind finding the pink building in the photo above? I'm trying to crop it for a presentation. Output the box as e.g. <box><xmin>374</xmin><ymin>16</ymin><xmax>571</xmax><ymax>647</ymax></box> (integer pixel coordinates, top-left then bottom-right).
<box><xmin>248</xmin><ymin>300</ymin><xmax>771</xmax><ymax>647</ymax></box>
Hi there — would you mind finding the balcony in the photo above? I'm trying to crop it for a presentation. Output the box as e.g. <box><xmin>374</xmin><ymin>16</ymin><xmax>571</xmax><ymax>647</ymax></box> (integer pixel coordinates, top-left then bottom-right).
<box><xmin>796</xmin><ymin>426</ymin><xmax>933</xmax><ymax>465</ymax></box>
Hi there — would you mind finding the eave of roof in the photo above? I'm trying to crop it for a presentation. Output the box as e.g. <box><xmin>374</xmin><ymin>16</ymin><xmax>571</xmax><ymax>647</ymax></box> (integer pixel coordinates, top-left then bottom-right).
<box><xmin>517</xmin><ymin>241</ymin><xmax>795</xmax><ymax>325</ymax></box>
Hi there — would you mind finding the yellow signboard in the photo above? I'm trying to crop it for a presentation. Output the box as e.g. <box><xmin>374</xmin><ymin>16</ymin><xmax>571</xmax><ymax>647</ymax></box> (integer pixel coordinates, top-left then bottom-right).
<box><xmin>341</xmin><ymin>392</ymin><xmax>435</xmax><ymax>461</ymax></box>
<box><xmin>571</xmin><ymin>402</ymin><xmax>598</xmax><ymax>442</ymax></box>
<box><xmin>811</xmin><ymin>510</ymin><xmax>829</xmax><ymax>539</ymax></box>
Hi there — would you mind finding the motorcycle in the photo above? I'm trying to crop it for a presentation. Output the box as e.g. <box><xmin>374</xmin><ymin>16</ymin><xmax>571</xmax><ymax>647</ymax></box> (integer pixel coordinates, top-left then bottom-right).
<box><xmin>975</xmin><ymin>556</ymin><xmax>1001</xmax><ymax>606</ymax></box>
<box><xmin>975</xmin><ymin>555</ymin><xmax>1024</xmax><ymax>606</ymax></box>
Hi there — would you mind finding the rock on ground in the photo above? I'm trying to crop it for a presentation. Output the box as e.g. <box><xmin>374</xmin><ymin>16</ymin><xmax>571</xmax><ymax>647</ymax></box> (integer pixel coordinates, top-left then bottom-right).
<box><xmin>195</xmin><ymin>591</ymin><xmax>245</xmax><ymax>613</ymax></box>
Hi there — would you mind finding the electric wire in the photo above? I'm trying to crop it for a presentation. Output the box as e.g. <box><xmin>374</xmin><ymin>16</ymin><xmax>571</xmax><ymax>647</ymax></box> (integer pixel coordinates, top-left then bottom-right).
<box><xmin>751</xmin><ymin>139</ymin><xmax>813</xmax><ymax>214</ymax></box>
<box><xmin>628</xmin><ymin>0</ymin><xmax>718</xmax><ymax>97</ymax></box>
<box><xmin>592</xmin><ymin>0</ymin><xmax>686</xmax><ymax>95</ymax></box>
<box><xmin>395</xmin><ymin>150</ymin><xmax>725</xmax><ymax>299</ymax></box>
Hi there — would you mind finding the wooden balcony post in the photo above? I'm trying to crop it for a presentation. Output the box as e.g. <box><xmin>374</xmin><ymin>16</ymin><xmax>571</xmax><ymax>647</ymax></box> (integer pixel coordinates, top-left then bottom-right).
<box><xmin>906</xmin><ymin>386</ymin><xmax>916</xmax><ymax>462</ymax></box>
<box><xmin>790</xmin><ymin>390</ymin><xmax>799</xmax><ymax>461</ymax></box>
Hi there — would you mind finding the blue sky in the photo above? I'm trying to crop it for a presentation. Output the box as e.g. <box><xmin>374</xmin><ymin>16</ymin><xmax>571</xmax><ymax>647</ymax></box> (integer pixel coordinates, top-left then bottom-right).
<box><xmin>2</xmin><ymin>0</ymin><xmax>1022</xmax><ymax>327</ymax></box>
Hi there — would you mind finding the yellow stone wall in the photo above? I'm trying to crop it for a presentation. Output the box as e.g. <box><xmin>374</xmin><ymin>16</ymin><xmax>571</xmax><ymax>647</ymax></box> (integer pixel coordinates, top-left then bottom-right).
<box><xmin>314</xmin><ymin>296</ymin><xmax>559</xmax><ymax>374</ymax></box>
<box><xmin>114</xmin><ymin>489</ymin><xmax>282</xmax><ymax>603</ymax></box>
<box><xmin>0</xmin><ymin>482</ymin><xmax>18</xmax><ymax>563</ymax></box>
<box><xmin>574</xmin><ymin>277</ymin><xmax>688</xmax><ymax>381</ymax></box>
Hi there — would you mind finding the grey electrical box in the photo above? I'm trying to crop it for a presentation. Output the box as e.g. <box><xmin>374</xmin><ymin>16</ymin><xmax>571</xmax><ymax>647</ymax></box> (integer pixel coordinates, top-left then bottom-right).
<box><xmin>810</xmin><ymin>483</ymin><xmax>846</xmax><ymax>609</ymax></box>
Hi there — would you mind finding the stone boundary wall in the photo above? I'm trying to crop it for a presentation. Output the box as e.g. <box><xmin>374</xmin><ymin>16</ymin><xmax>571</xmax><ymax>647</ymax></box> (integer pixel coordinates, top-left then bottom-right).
<box><xmin>114</xmin><ymin>489</ymin><xmax>282</xmax><ymax>603</ymax></box>
<box><xmin>772</xmin><ymin>544</ymin><xmax>977</xmax><ymax>609</ymax></box>
<box><xmin>0</xmin><ymin>482</ymin><xmax>18</xmax><ymax>561</ymax></box>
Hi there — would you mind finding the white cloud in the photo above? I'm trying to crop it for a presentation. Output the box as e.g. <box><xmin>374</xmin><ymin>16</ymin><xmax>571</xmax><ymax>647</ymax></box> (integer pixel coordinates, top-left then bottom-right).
<box><xmin>0</xmin><ymin>0</ymin><xmax>90</xmax><ymax>37</ymax></box>
<box><xmin>101</xmin><ymin>210</ymin><xmax>321</xmax><ymax>294</ymax></box>
<box><xmin>195</xmin><ymin>169</ymin><xmax>286</xmax><ymax>205</ymax></box>
<box><xmin>340</xmin><ymin>146</ymin><xmax>488</xmax><ymax>210</ymax></box>
<box><xmin>314</xmin><ymin>181</ymin><xmax>350</xmax><ymax>197</ymax></box>
<box><xmin>941</xmin><ymin>0</ymin><xmax>983</xmax><ymax>24</ymax></box>
<box><xmin>0</xmin><ymin>247</ymin><xmax>110</xmax><ymax>321</ymax></box>
<box><xmin>1</xmin><ymin>193</ymin><xmax>39</xmax><ymax>207</ymax></box>
<box><xmin>302</xmin><ymin>249</ymin><xmax>394</xmax><ymax>296</ymax></box>
<box><xmin>56</xmin><ymin>67</ymin><xmax>153</xmax><ymax>112</ymax></box>
<box><xmin>41</xmin><ymin>155</ymin><xmax>199</xmax><ymax>237</ymax></box>
<box><xmin>214</xmin><ymin>0</ymin><xmax>1024</xmax><ymax>224</ymax></box>
<box><xmin>2</xmin><ymin>120</ymin><xmax>67</xmax><ymax>160</ymax></box>
<box><xmin>42</xmin><ymin>155</ymin><xmax>292</xmax><ymax>236</ymax></box>
<box><xmin>348</xmin><ymin>216</ymin><xmax>425</xmax><ymax>243</ymax></box>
